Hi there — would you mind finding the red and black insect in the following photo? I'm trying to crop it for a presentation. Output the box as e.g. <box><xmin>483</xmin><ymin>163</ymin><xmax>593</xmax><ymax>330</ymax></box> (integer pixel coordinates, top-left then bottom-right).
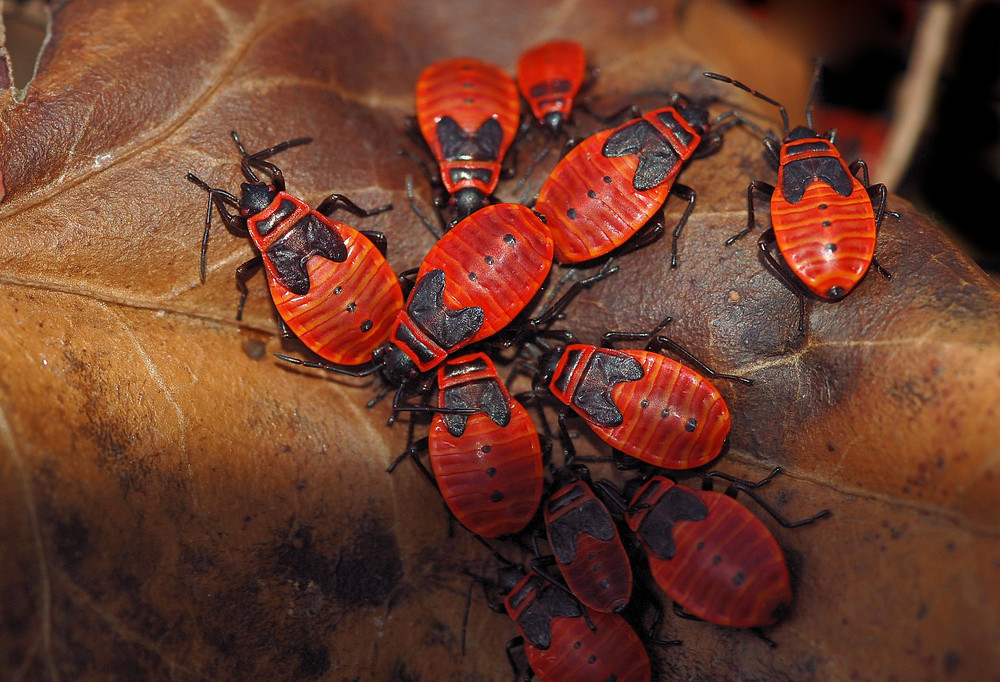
<box><xmin>411</xmin><ymin>57</ymin><xmax>521</xmax><ymax>226</ymax></box>
<box><xmin>542</xmin><ymin>462</ymin><xmax>633</xmax><ymax>613</ymax></box>
<box><xmin>279</xmin><ymin>203</ymin><xmax>592</xmax><ymax>401</ymax></box>
<box><xmin>394</xmin><ymin>352</ymin><xmax>546</xmax><ymax>538</ymax></box>
<box><xmin>516</xmin><ymin>40</ymin><xmax>588</xmax><ymax>135</ymax></box>
<box><xmin>535</xmin><ymin>318</ymin><xmax>750</xmax><ymax>470</ymax></box>
<box><xmin>704</xmin><ymin>71</ymin><xmax>895</xmax><ymax>314</ymax></box>
<box><xmin>602</xmin><ymin>469</ymin><xmax>828</xmax><ymax>629</ymax></box>
<box><xmin>186</xmin><ymin>131</ymin><xmax>404</xmax><ymax>366</ymax></box>
<box><xmin>498</xmin><ymin>563</ymin><xmax>652</xmax><ymax>682</ymax></box>
<box><xmin>533</xmin><ymin>98</ymin><xmax>729</xmax><ymax>266</ymax></box>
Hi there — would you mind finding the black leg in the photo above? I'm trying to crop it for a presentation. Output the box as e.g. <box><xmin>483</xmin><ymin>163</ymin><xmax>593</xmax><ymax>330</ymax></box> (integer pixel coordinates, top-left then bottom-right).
<box><xmin>360</xmin><ymin>230</ymin><xmax>388</xmax><ymax>257</ymax></box>
<box><xmin>234</xmin><ymin>256</ymin><xmax>263</xmax><ymax>321</ymax></box>
<box><xmin>315</xmin><ymin>193</ymin><xmax>392</xmax><ymax>218</ymax></box>
<box><xmin>758</xmin><ymin>228</ymin><xmax>808</xmax><ymax>336</ymax></box>
<box><xmin>727</xmin><ymin>180</ymin><xmax>774</xmax><ymax>245</ymax></box>
<box><xmin>666</xmin><ymin>182</ymin><xmax>696</xmax><ymax>268</ymax></box>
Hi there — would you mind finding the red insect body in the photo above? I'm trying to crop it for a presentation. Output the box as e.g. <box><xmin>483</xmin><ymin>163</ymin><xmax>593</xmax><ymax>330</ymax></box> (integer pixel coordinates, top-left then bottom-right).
<box><xmin>428</xmin><ymin>353</ymin><xmax>544</xmax><ymax>537</ymax></box>
<box><xmin>545</xmin><ymin>345</ymin><xmax>730</xmax><ymax>469</ymax></box>
<box><xmin>516</xmin><ymin>40</ymin><xmax>587</xmax><ymax>131</ymax></box>
<box><xmin>544</xmin><ymin>476</ymin><xmax>632</xmax><ymax>612</ymax></box>
<box><xmin>535</xmin><ymin>106</ymin><xmax>703</xmax><ymax>263</ymax></box>
<box><xmin>625</xmin><ymin>476</ymin><xmax>791</xmax><ymax>628</ymax></box>
<box><xmin>248</xmin><ymin>192</ymin><xmax>404</xmax><ymax>365</ymax></box>
<box><xmin>770</xmin><ymin>134</ymin><xmax>876</xmax><ymax>299</ymax></box>
<box><xmin>388</xmin><ymin>203</ymin><xmax>554</xmax><ymax>373</ymax></box>
<box><xmin>505</xmin><ymin>570</ymin><xmax>651</xmax><ymax>682</ymax></box>
<box><xmin>415</xmin><ymin>57</ymin><xmax>521</xmax><ymax>204</ymax></box>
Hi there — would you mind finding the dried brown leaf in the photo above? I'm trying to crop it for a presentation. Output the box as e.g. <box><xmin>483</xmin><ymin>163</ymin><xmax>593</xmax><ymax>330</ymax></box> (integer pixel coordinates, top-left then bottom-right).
<box><xmin>0</xmin><ymin>1</ymin><xmax>997</xmax><ymax>681</ymax></box>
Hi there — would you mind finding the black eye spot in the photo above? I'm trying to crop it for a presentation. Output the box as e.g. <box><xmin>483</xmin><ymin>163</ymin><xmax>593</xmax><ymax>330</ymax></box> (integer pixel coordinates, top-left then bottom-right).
<box><xmin>603</xmin><ymin>175</ymin><xmax>612</xmax><ymax>183</ymax></box>
<box><xmin>713</xmin><ymin>555</ymin><xmax>722</xmax><ymax>565</ymax></box>
<box><xmin>822</xmin><ymin>220</ymin><xmax>832</xmax><ymax>227</ymax></box>
<box><xmin>826</xmin><ymin>243</ymin><xmax>837</xmax><ymax>252</ymax></box>
<box><xmin>484</xmin><ymin>255</ymin><xmax>494</xmax><ymax>265</ymax></box>
<box><xmin>587</xmin><ymin>189</ymin><xmax>597</xmax><ymax>198</ymax></box>
<box><xmin>468</xmin><ymin>272</ymin><xmax>478</xmax><ymax>281</ymax></box>
<box><xmin>818</xmin><ymin>203</ymin><xmax>828</xmax><ymax>209</ymax></box>
<box><xmin>640</xmin><ymin>399</ymin><xmax>649</xmax><ymax>408</ymax></box>
<box><xmin>733</xmin><ymin>572</ymin><xmax>745</xmax><ymax>585</ymax></box>
<box><xmin>567</xmin><ymin>208</ymin><xmax>578</xmax><ymax>219</ymax></box>
<box><xmin>490</xmin><ymin>491</ymin><xmax>505</xmax><ymax>503</ymax></box>
<box><xmin>347</xmin><ymin>302</ymin><xmax>357</xmax><ymax>312</ymax></box>
<box><xmin>360</xmin><ymin>320</ymin><xmax>373</xmax><ymax>332</ymax></box>
<box><xmin>685</xmin><ymin>417</ymin><xmax>698</xmax><ymax>432</ymax></box>
<box><xmin>486</xmin><ymin>467</ymin><xmax>497</xmax><ymax>477</ymax></box>
<box><xmin>504</xmin><ymin>234</ymin><xmax>516</xmax><ymax>245</ymax></box>
<box><xmin>661</xmin><ymin>408</ymin><xmax>670</xmax><ymax>418</ymax></box>
<box><xmin>334</xmin><ymin>286</ymin><xmax>343</xmax><ymax>295</ymax></box>
<box><xmin>696</xmin><ymin>541</ymin><xmax>705</xmax><ymax>550</ymax></box>
<box><xmin>482</xmin><ymin>445</ymin><xmax>492</xmax><ymax>453</ymax></box>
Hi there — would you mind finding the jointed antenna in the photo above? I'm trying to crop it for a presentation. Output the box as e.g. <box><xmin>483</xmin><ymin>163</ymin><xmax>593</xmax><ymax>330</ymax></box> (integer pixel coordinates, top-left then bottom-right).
<box><xmin>703</xmin><ymin>72</ymin><xmax>790</xmax><ymax>137</ymax></box>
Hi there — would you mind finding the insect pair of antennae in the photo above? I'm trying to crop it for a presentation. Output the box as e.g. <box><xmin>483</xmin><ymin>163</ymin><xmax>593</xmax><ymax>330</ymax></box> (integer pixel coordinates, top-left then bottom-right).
<box><xmin>703</xmin><ymin>60</ymin><xmax>824</xmax><ymax>136</ymax></box>
<box><xmin>229</xmin><ymin>130</ymin><xmax>313</xmax><ymax>184</ymax></box>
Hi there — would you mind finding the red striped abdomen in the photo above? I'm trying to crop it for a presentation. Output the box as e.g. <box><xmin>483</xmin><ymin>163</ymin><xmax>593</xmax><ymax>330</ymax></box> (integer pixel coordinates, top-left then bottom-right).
<box><xmin>536</xmin><ymin>130</ymin><xmax>670</xmax><ymax>263</ymax></box>
<box><xmin>269</xmin><ymin>230</ymin><xmax>403</xmax><ymax>365</ymax></box>
<box><xmin>576</xmin><ymin>350</ymin><xmax>730</xmax><ymax>469</ymax></box>
<box><xmin>643</xmin><ymin>487</ymin><xmax>791</xmax><ymax>628</ymax></box>
<box><xmin>525</xmin><ymin>609</ymin><xmax>651</xmax><ymax>682</ymax></box>
<box><xmin>429</xmin><ymin>402</ymin><xmax>543</xmax><ymax>537</ymax></box>
<box><xmin>415</xmin><ymin>57</ymin><xmax>520</xmax><ymax>196</ymax></box>
<box><xmin>772</xmin><ymin>179</ymin><xmax>876</xmax><ymax>299</ymax></box>
<box><xmin>517</xmin><ymin>40</ymin><xmax>587</xmax><ymax>124</ymax></box>
<box><xmin>416</xmin><ymin>203</ymin><xmax>553</xmax><ymax>341</ymax></box>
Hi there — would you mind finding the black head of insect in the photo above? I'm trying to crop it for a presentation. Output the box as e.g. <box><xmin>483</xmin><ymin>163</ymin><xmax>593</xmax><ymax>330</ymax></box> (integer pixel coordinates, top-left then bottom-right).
<box><xmin>378</xmin><ymin>342</ymin><xmax>422</xmax><ymax>386</ymax></box>
<box><xmin>452</xmin><ymin>187</ymin><xmax>489</xmax><ymax>222</ymax></box>
<box><xmin>533</xmin><ymin>345</ymin><xmax>567</xmax><ymax>391</ymax></box>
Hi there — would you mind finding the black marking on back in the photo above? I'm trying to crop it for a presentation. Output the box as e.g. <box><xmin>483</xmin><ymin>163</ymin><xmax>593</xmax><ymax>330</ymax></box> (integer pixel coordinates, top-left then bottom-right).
<box><xmin>448</xmin><ymin>167</ymin><xmax>494</xmax><ymax>185</ymax></box>
<box><xmin>511</xmin><ymin>574</ymin><xmax>583</xmax><ymax>650</ymax></box>
<box><xmin>437</xmin><ymin>116</ymin><xmax>504</xmax><ymax>162</ymax></box>
<box><xmin>255</xmin><ymin>199</ymin><xmax>297</xmax><ymax>236</ymax></box>
<box><xmin>782</xmin><ymin>155</ymin><xmax>853</xmax><ymax>204</ymax></box>
<box><xmin>786</xmin><ymin>140</ymin><xmax>833</xmax><ymax>156</ymax></box>
<box><xmin>548</xmin><ymin>495</ymin><xmax>616</xmax><ymax>565</ymax></box>
<box><xmin>408</xmin><ymin>269</ymin><xmax>484</xmax><ymax>350</ymax></box>
<box><xmin>441</xmin><ymin>378</ymin><xmax>510</xmax><ymax>436</ymax></box>
<box><xmin>443</xmin><ymin>356</ymin><xmax>489</xmax><ymax>380</ymax></box>
<box><xmin>571</xmin><ymin>350</ymin><xmax>644</xmax><ymax>427</ymax></box>
<box><xmin>393</xmin><ymin>323</ymin><xmax>436</xmax><ymax>365</ymax></box>
<box><xmin>601</xmin><ymin>119</ymin><xmax>681</xmax><ymax>192</ymax></box>
<box><xmin>655</xmin><ymin>110</ymin><xmax>694</xmax><ymax>147</ymax></box>
<box><xmin>637</xmin><ymin>485</ymin><xmax>708</xmax><ymax>561</ymax></box>
<box><xmin>266</xmin><ymin>213</ymin><xmax>348</xmax><ymax>294</ymax></box>
<box><xmin>553</xmin><ymin>349</ymin><xmax>586</xmax><ymax>395</ymax></box>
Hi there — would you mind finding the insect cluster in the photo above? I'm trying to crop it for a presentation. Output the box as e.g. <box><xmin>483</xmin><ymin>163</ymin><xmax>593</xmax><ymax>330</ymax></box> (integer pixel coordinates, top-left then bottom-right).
<box><xmin>186</xmin><ymin>40</ymin><xmax>895</xmax><ymax>682</ymax></box>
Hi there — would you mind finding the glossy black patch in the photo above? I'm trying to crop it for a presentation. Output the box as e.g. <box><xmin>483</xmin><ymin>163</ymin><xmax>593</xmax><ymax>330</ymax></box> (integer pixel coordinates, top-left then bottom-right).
<box><xmin>552</xmin><ymin>348</ymin><xmax>586</xmax><ymax>395</ymax></box>
<box><xmin>442</xmin><ymin>356</ymin><xmax>489</xmax><ymax>379</ymax></box>
<box><xmin>513</xmin><ymin>575</ymin><xmax>583</xmax><ymax>650</ymax></box>
<box><xmin>407</xmin><ymin>269</ymin><xmax>484</xmax><ymax>350</ymax></box>
<box><xmin>437</xmin><ymin>115</ymin><xmax>504</xmax><ymax>162</ymax></box>
<box><xmin>255</xmin><ymin>198</ymin><xmax>297</xmax><ymax>236</ymax></box>
<box><xmin>655</xmin><ymin>110</ymin><xmax>694</xmax><ymax>146</ymax></box>
<box><xmin>786</xmin><ymin>140</ymin><xmax>832</xmax><ymax>156</ymax></box>
<box><xmin>548</xmin><ymin>497</ymin><xmax>616</xmax><ymax>565</ymax></box>
<box><xmin>637</xmin><ymin>485</ymin><xmax>708</xmax><ymax>560</ymax></box>
<box><xmin>441</xmin><ymin>377</ymin><xmax>510</xmax><ymax>436</ymax></box>
<box><xmin>601</xmin><ymin>119</ymin><xmax>680</xmax><ymax>192</ymax></box>
<box><xmin>782</xmin><ymin>156</ymin><xmax>853</xmax><ymax>204</ymax></box>
<box><xmin>267</xmin><ymin>213</ymin><xmax>348</xmax><ymax>294</ymax></box>
<box><xmin>393</xmin><ymin>323</ymin><xmax>437</xmax><ymax>365</ymax></box>
<box><xmin>449</xmin><ymin>167</ymin><xmax>493</xmax><ymax>185</ymax></box>
<box><xmin>547</xmin><ymin>484</ymin><xmax>586</xmax><ymax>513</ymax></box>
<box><xmin>571</xmin><ymin>350</ymin><xmax>644</xmax><ymax>427</ymax></box>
